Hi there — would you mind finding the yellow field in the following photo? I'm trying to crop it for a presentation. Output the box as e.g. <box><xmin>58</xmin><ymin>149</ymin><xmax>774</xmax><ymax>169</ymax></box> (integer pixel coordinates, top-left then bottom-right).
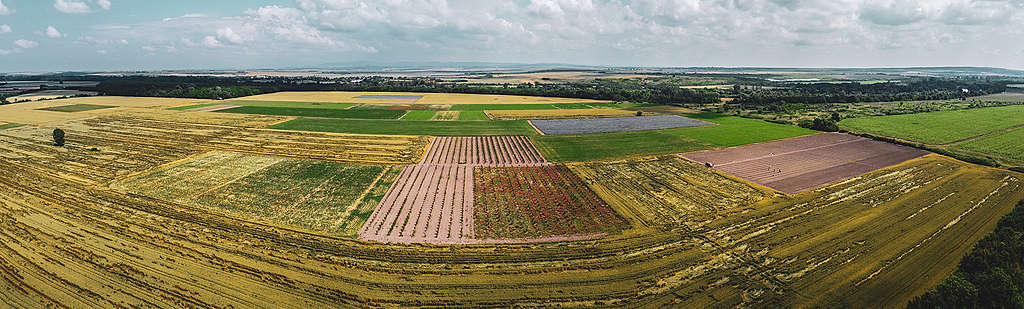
<box><xmin>111</xmin><ymin>151</ymin><xmax>401</xmax><ymax>237</ymax></box>
<box><xmin>0</xmin><ymin>96</ymin><xmax>217</xmax><ymax>125</ymax></box>
<box><xmin>570</xmin><ymin>156</ymin><xmax>776</xmax><ymax>228</ymax></box>
<box><xmin>486</xmin><ymin>108</ymin><xmax>640</xmax><ymax>120</ymax></box>
<box><xmin>229</xmin><ymin>91</ymin><xmax>609</xmax><ymax>105</ymax></box>
<box><xmin>8</xmin><ymin>90</ymin><xmax>99</xmax><ymax>102</ymax></box>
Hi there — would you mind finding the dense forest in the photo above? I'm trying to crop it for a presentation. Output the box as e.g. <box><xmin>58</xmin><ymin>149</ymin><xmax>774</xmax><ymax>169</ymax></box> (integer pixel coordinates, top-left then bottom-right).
<box><xmin>907</xmin><ymin>199</ymin><xmax>1024</xmax><ymax>308</ymax></box>
<box><xmin>732</xmin><ymin>79</ymin><xmax>1009</xmax><ymax>107</ymax></box>
<box><xmin>89</xmin><ymin>76</ymin><xmax>722</xmax><ymax>104</ymax></box>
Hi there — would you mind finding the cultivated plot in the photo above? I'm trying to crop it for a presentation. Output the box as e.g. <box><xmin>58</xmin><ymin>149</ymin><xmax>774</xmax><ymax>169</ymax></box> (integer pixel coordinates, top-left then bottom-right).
<box><xmin>358</xmin><ymin>165</ymin><xmax>475</xmax><ymax>244</ymax></box>
<box><xmin>571</xmin><ymin>156</ymin><xmax>773</xmax><ymax>228</ymax></box>
<box><xmin>681</xmin><ymin>133</ymin><xmax>930</xmax><ymax>194</ymax></box>
<box><xmin>37</xmin><ymin>104</ymin><xmax>116</xmax><ymax>112</ymax></box>
<box><xmin>420</xmin><ymin>136</ymin><xmax>547</xmax><ymax>166</ymax></box>
<box><xmin>530</xmin><ymin>115</ymin><xmax>713</xmax><ymax>135</ymax></box>
<box><xmin>474</xmin><ymin>165</ymin><xmax>628</xmax><ymax>240</ymax></box>
<box><xmin>360</xmin><ymin>136</ymin><xmax>553</xmax><ymax>244</ymax></box>
<box><xmin>112</xmin><ymin>151</ymin><xmax>398</xmax><ymax>236</ymax></box>
<box><xmin>487</xmin><ymin>108</ymin><xmax>638</xmax><ymax>120</ymax></box>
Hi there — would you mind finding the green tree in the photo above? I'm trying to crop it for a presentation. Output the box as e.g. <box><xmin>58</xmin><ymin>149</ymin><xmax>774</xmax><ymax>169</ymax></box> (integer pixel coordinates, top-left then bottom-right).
<box><xmin>53</xmin><ymin>128</ymin><xmax>65</xmax><ymax>146</ymax></box>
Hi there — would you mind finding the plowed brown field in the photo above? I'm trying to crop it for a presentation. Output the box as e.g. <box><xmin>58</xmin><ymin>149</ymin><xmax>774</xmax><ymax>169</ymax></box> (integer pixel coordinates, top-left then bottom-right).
<box><xmin>681</xmin><ymin>133</ymin><xmax>930</xmax><ymax>194</ymax></box>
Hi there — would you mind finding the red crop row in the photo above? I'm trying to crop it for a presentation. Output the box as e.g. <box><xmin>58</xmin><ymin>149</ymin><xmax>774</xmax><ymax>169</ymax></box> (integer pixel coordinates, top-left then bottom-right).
<box><xmin>473</xmin><ymin>165</ymin><xmax>626</xmax><ymax>239</ymax></box>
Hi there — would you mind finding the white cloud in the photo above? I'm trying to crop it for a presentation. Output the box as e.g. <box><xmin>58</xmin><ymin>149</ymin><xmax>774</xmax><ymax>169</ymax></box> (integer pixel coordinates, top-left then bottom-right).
<box><xmin>215</xmin><ymin>27</ymin><xmax>245</xmax><ymax>44</ymax></box>
<box><xmin>54</xmin><ymin>0</ymin><xmax>91</xmax><ymax>14</ymax></box>
<box><xmin>201</xmin><ymin>36</ymin><xmax>222</xmax><ymax>48</ymax></box>
<box><xmin>0</xmin><ymin>0</ymin><xmax>12</xmax><ymax>15</ymax></box>
<box><xmin>14</xmin><ymin>39</ymin><xmax>38</xmax><ymax>49</ymax></box>
<box><xmin>46</xmin><ymin>26</ymin><xmax>64</xmax><ymax>38</ymax></box>
<box><xmin>0</xmin><ymin>25</ymin><xmax>11</xmax><ymax>34</ymax></box>
<box><xmin>74</xmin><ymin>0</ymin><xmax>1024</xmax><ymax>69</ymax></box>
<box><xmin>96</xmin><ymin>0</ymin><xmax>110</xmax><ymax>10</ymax></box>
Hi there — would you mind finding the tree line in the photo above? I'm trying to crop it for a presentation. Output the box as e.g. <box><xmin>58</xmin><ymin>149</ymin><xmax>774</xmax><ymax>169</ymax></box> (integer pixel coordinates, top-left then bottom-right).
<box><xmin>88</xmin><ymin>76</ymin><xmax>721</xmax><ymax>104</ymax></box>
<box><xmin>731</xmin><ymin>79</ymin><xmax>1009</xmax><ymax>106</ymax></box>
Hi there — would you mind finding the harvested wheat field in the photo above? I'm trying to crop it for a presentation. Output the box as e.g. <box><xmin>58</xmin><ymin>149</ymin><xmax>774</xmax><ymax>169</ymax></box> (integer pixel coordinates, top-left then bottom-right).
<box><xmin>112</xmin><ymin>151</ymin><xmax>401</xmax><ymax>236</ymax></box>
<box><xmin>571</xmin><ymin>156</ymin><xmax>776</xmax><ymax>228</ymax></box>
<box><xmin>487</xmin><ymin>108</ymin><xmax>639</xmax><ymax>120</ymax></box>
<box><xmin>2</xmin><ymin>93</ymin><xmax>1022</xmax><ymax>308</ymax></box>
<box><xmin>681</xmin><ymin>132</ymin><xmax>930</xmax><ymax>194</ymax></box>
<box><xmin>229</xmin><ymin>91</ymin><xmax>609</xmax><ymax>105</ymax></box>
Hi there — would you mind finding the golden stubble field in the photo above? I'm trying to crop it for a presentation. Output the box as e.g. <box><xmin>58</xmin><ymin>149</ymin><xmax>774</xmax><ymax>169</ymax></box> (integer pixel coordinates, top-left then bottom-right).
<box><xmin>0</xmin><ymin>95</ymin><xmax>1022</xmax><ymax>307</ymax></box>
<box><xmin>228</xmin><ymin>91</ymin><xmax>609</xmax><ymax>105</ymax></box>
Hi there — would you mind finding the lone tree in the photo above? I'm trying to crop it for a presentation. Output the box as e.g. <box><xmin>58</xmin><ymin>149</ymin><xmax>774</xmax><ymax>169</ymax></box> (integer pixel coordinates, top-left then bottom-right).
<box><xmin>53</xmin><ymin>128</ymin><xmax>65</xmax><ymax>147</ymax></box>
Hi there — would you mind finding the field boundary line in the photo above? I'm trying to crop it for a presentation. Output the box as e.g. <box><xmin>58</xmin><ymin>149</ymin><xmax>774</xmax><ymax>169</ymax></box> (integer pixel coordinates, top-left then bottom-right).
<box><xmin>103</xmin><ymin>150</ymin><xmax>216</xmax><ymax>188</ymax></box>
<box><xmin>711</xmin><ymin>137</ymin><xmax>866</xmax><ymax>168</ymax></box>
<box><xmin>189</xmin><ymin>157</ymin><xmax>284</xmax><ymax>200</ymax></box>
<box><xmin>939</xmin><ymin>122</ymin><xmax>1024</xmax><ymax>146</ymax></box>
<box><xmin>337</xmin><ymin>167</ymin><xmax>391</xmax><ymax>227</ymax></box>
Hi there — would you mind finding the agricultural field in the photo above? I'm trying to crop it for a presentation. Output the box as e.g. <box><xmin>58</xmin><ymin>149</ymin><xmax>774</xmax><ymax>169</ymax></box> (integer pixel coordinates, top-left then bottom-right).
<box><xmin>230</xmin><ymin>91</ymin><xmax>609</xmax><ymax>105</ymax></box>
<box><xmin>474</xmin><ymin>165</ymin><xmax>627</xmax><ymax>239</ymax></box>
<box><xmin>112</xmin><ymin>152</ymin><xmax>398</xmax><ymax>236</ymax></box>
<box><xmin>840</xmin><ymin>105</ymin><xmax>1024</xmax><ymax>166</ymax></box>
<box><xmin>682</xmin><ymin>133</ymin><xmax>930</xmax><ymax>194</ymax></box>
<box><xmin>37</xmin><ymin>104</ymin><xmax>116</xmax><ymax>112</ymax></box>
<box><xmin>2</xmin><ymin>91</ymin><xmax>1022</xmax><ymax>308</ymax></box>
<box><xmin>0</xmin><ymin>122</ymin><xmax>23</xmax><ymax>130</ymax></box>
<box><xmin>839</xmin><ymin>105</ymin><xmax>1024</xmax><ymax>144</ymax></box>
<box><xmin>950</xmin><ymin>126</ymin><xmax>1024</xmax><ymax>164</ymax></box>
<box><xmin>457</xmin><ymin>111</ymin><xmax>489</xmax><ymax>120</ymax></box>
<box><xmin>216</xmin><ymin>105</ymin><xmax>406</xmax><ymax>119</ymax></box>
<box><xmin>360</xmin><ymin>136</ymin><xmax>548</xmax><ymax>244</ymax></box>
<box><xmin>533</xmin><ymin>113</ymin><xmax>815</xmax><ymax>162</ymax></box>
<box><xmin>431</xmin><ymin>110</ymin><xmax>459</xmax><ymax>120</ymax></box>
<box><xmin>487</xmin><ymin>108</ymin><xmax>638</xmax><ymax>120</ymax></box>
<box><xmin>420</xmin><ymin>136</ymin><xmax>547</xmax><ymax>166</ymax></box>
<box><xmin>271</xmin><ymin>118</ymin><xmax>539</xmax><ymax>136</ymax></box>
<box><xmin>211</xmin><ymin>100</ymin><xmax>358</xmax><ymax>110</ymax></box>
<box><xmin>531</xmin><ymin>115</ymin><xmax>713</xmax><ymax>135</ymax></box>
<box><xmin>571</xmin><ymin>156</ymin><xmax>774</xmax><ymax>228</ymax></box>
<box><xmin>400</xmin><ymin>110</ymin><xmax>436</xmax><ymax>120</ymax></box>
<box><xmin>8</xmin><ymin>89</ymin><xmax>98</xmax><ymax>102</ymax></box>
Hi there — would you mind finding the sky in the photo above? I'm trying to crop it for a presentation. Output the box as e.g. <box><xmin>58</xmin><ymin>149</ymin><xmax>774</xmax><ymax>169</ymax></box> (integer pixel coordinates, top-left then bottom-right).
<box><xmin>0</xmin><ymin>0</ymin><xmax>1022</xmax><ymax>72</ymax></box>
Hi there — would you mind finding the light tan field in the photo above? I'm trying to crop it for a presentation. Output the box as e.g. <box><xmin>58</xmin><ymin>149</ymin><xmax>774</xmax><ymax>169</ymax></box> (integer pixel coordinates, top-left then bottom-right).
<box><xmin>680</xmin><ymin>84</ymin><xmax>734</xmax><ymax>89</ymax></box>
<box><xmin>0</xmin><ymin>96</ymin><xmax>217</xmax><ymax>125</ymax></box>
<box><xmin>229</xmin><ymin>91</ymin><xmax>609</xmax><ymax>105</ymax></box>
<box><xmin>487</xmin><ymin>108</ymin><xmax>641</xmax><ymax>120</ymax></box>
<box><xmin>8</xmin><ymin>90</ymin><xmax>99</xmax><ymax>102</ymax></box>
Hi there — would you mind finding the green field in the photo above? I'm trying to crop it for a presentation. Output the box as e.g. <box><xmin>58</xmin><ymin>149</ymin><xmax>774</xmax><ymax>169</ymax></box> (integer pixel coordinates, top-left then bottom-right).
<box><xmin>950</xmin><ymin>127</ymin><xmax>1024</xmax><ymax>164</ymax></box>
<box><xmin>271</xmin><ymin>118</ymin><xmax>538</xmax><ymax>136</ymax></box>
<box><xmin>38</xmin><ymin>104</ymin><xmax>116</xmax><ymax>112</ymax></box>
<box><xmin>0</xmin><ymin>123</ymin><xmax>24</xmax><ymax>130</ymax></box>
<box><xmin>401</xmin><ymin>110</ymin><xmax>436</xmax><ymax>120</ymax></box>
<box><xmin>674</xmin><ymin>113</ymin><xmax>817</xmax><ymax>147</ymax></box>
<box><xmin>218</xmin><ymin>106</ymin><xmax>406</xmax><ymax>119</ymax></box>
<box><xmin>533</xmin><ymin>113</ymin><xmax>815</xmax><ymax>162</ymax></box>
<box><xmin>449</xmin><ymin>104</ymin><xmax>563</xmax><ymax>111</ymax></box>
<box><xmin>230</xmin><ymin>100</ymin><xmax>357</xmax><ymax>110</ymax></box>
<box><xmin>457</xmin><ymin>111</ymin><xmax>489</xmax><ymax>120</ymax></box>
<box><xmin>840</xmin><ymin>105</ymin><xmax>1024</xmax><ymax>144</ymax></box>
<box><xmin>168</xmin><ymin>103</ymin><xmax>220</xmax><ymax>111</ymax></box>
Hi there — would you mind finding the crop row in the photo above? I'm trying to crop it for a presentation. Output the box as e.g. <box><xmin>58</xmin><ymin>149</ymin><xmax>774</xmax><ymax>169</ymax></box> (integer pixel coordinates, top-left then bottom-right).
<box><xmin>473</xmin><ymin>165</ymin><xmax>628</xmax><ymax>239</ymax></box>
<box><xmin>420</xmin><ymin>136</ymin><xmax>547</xmax><ymax>166</ymax></box>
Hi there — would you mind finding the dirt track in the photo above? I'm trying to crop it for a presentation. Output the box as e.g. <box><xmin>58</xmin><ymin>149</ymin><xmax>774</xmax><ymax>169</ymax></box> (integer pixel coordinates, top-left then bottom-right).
<box><xmin>681</xmin><ymin>133</ymin><xmax>930</xmax><ymax>194</ymax></box>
